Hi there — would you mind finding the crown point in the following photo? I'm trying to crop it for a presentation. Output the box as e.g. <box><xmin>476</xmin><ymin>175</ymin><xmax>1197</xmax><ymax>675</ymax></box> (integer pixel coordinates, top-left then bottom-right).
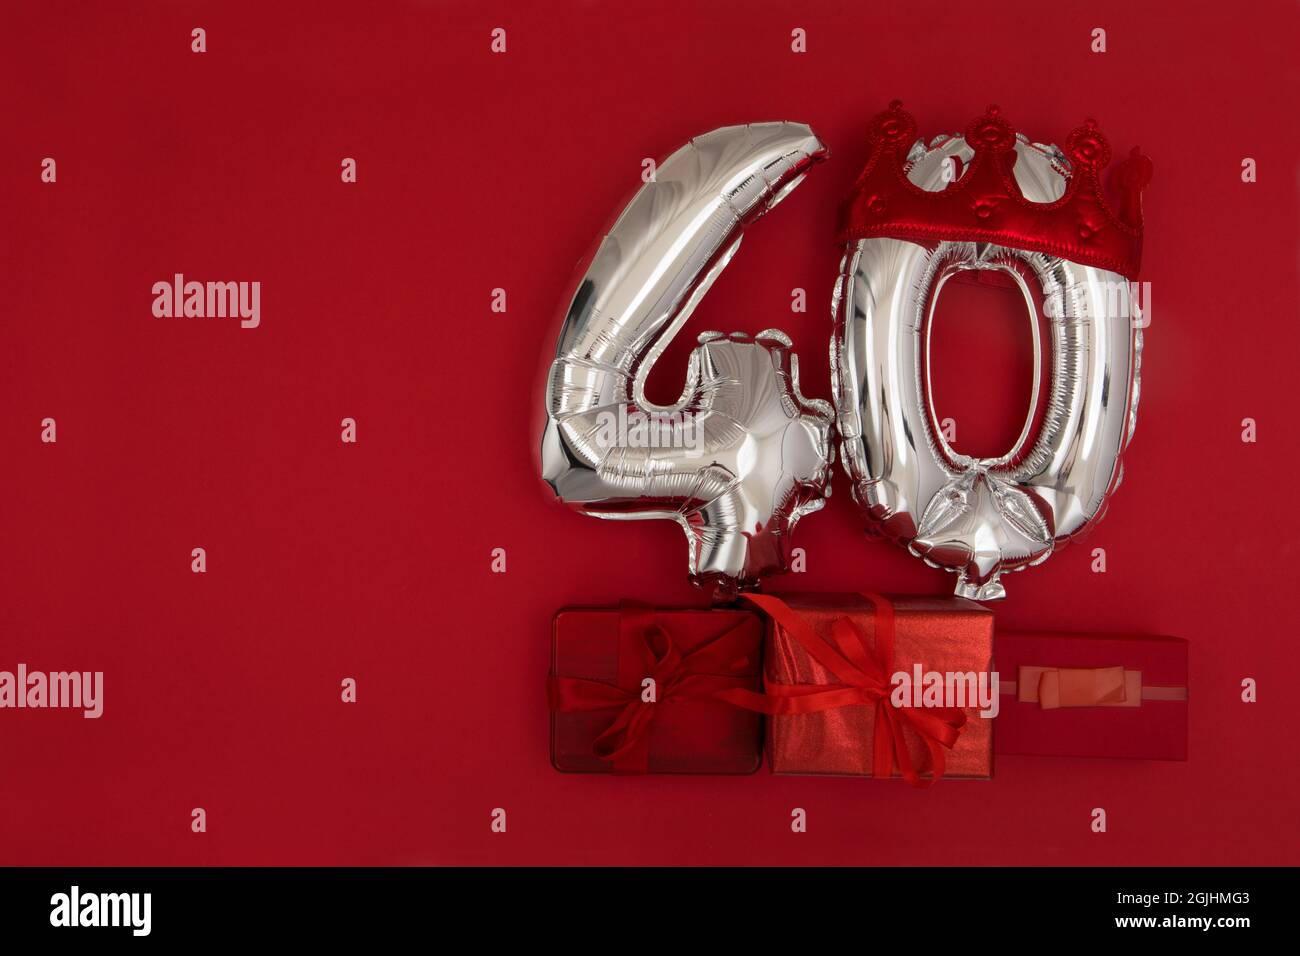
<box><xmin>965</xmin><ymin>109</ymin><xmax>1016</xmax><ymax>153</ymax></box>
<box><xmin>1119</xmin><ymin>148</ymin><xmax>1154</xmax><ymax>189</ymax></box>
<box><xmin>1067</xmin><ymin>123</ymin><xmax>1112</xmax><ymax>167</ymax></box>
<box><xmin>870</xmin><ymin>102</ymin><xmax>916</xmax><ymax>147</ymax></box>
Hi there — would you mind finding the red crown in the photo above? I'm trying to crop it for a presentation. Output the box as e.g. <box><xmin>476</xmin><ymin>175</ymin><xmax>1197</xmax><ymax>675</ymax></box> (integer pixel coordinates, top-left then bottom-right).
<box><xmin>838</xmin><ymin>102</ymin><xmax>1153</xmax><ymax>279</ymax></box>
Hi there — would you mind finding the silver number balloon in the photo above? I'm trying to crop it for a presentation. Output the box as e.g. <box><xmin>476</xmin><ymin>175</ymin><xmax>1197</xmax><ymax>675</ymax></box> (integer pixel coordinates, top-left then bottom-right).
<box><xmin>541</xmin><ymin>123</ymin><xmax>833</xmax><ymax>594</ymax></box>
<box><xmin>834</xmin><ymin>116</ymin><xmax>1145</xmax><ymax>600</ymax></box>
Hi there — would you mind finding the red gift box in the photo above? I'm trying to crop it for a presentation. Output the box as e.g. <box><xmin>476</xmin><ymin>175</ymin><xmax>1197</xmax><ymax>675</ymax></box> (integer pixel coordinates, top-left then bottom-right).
<box><xmin>548</xmin><ymin>605</ymin><xmax>764</xmax><ymax>774</ymax></box>
<box><xmin>742</xmin><ymin>593</ymin><xmax>994</xmax><ymax>784</ymax></box>
<box><xmin>994</xmin><ymin>630</ymin><xmax>1188</xmax><ymax>760</ymax></box>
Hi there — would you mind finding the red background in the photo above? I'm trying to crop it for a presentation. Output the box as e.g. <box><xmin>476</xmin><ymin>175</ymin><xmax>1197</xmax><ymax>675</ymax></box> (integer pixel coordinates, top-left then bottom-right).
<box><xmin>3</xmin><ymin>0</ymin><xmax>1297</xmax><ymax>865</ymax></box>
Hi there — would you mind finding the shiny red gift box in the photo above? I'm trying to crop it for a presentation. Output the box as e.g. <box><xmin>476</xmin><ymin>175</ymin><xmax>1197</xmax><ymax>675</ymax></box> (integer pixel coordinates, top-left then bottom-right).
<box><xmin>994</xmin><ymin>630</ymin><xmax>1188</xmax><ymax>760</ymax></box>
<box><xmin>549</xmin><ymin>605</ymin><xmax>764</xmax><ymax>774</ymax></box>
<box><xmin>754</xmin><ymin>593</ymin><xmax>994</xmax><ymax>782</ymax></box>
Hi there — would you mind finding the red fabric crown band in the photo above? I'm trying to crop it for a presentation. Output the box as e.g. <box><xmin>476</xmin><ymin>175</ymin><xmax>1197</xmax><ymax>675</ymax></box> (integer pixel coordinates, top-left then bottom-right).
<box><xmin>838</xmin><ymin>101</ymin><xmax>1152</xmax><ymax>280</ymax></box>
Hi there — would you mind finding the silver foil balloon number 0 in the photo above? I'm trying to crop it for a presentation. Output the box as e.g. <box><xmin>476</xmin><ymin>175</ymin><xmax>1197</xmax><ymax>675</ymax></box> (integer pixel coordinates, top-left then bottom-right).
<box><xmin>834</xmin><ymin>129</ymin><xmax>1144</xmax><ymax>600</ymax></box>
<box><xmin>541</xmin><ymin>123</ymin><xmax>833</xmax><ymax>594</ymax></box>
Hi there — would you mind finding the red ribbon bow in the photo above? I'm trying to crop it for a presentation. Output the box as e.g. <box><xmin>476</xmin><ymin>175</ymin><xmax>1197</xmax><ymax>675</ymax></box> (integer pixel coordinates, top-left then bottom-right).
<box><xmin>547</xmin><ymin>604</ymin><xmax>758</xmax><ymax>774</ymax></box>
<box><xmin>722</xmin><ymin>593</ymin><xmax>967</xmax><ymax>788</ymax></box>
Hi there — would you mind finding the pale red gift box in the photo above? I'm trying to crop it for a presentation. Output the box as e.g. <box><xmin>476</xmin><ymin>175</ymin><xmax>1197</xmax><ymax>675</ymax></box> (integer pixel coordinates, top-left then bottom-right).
<box><xmin>754</xmin><ymin>593</ymin><xmax>995</xmax><ymax>782</ymax></box>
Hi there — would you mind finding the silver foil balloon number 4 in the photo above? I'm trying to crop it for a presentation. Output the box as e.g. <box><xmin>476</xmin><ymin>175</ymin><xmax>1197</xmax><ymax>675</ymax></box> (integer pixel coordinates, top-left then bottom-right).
<box><xmin>540</xmin><ymin>123</ymin><xmax>833</xmax><ymax>595</ymax></box>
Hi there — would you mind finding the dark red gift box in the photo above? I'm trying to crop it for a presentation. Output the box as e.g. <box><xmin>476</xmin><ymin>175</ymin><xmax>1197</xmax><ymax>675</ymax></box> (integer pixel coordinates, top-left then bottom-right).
<box><xmin>994</xmin><ymin>630</ymin><xmax>1188</xmax><ymax>760</ymax></box>
<box><xmin>548</xmin><ymin>605</ymin><xmax>764</xmax><ymax>774</ymax></box>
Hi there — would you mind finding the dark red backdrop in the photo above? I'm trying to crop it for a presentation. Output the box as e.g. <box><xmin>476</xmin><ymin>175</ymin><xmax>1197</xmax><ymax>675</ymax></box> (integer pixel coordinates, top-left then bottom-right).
<box><xmin>3</xmin><ymin>0</ymin><xmax>1297</xmax><ymax>865</ymax></box>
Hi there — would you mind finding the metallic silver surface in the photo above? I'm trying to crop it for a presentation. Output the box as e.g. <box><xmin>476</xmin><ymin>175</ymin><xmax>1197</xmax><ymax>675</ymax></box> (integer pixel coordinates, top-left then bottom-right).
<box><xmin>541</xmin><ymin>123</ymin><xmax>833</xmax><ymax>593</ymax></box>
<box><xmin>833</xmin><ymin>136</ymin><xmax>1141</xmax><ymax>600</ymax></box>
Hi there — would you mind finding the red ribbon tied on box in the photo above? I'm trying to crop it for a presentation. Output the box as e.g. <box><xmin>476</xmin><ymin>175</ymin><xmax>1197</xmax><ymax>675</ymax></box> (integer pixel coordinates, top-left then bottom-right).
<box><xmin>547</xmin><ymin>603</ymin><xmax>759</xmax><ymax>774</ymax></box>
<box><xmin>721</xmin><ymin>593</ymin><xmax>967</xmax><ymax>788</ymax></box>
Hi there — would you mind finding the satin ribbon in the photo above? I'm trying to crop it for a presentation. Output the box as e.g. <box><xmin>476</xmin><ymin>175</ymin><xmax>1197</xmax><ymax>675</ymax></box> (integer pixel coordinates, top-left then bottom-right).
<box><xmin>1007</xmin><ymin>665</ymin><xmax>1188</xmax><ymax>709</ymax></box>
<box><xmin>547</xmin><ymin>603</ymin><xmax>758</xmax><ymax>774</ymax></box>
<box><xmin>721</xmin><ymin>593</ymin><xmax>967</xmax><ymax>788</ymax></box>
